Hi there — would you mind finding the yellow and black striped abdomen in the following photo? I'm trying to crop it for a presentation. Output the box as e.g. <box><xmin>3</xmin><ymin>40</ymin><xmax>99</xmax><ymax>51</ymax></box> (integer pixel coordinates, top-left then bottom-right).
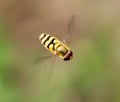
<box><xmin>39</xmin><ymin>33</ymin><xmax>61</xmax><ymax>54</ymax></box>
<box><xmin>38</xmin><ymin>33</ymin><xmax>73</xmax><ymax>61</ymax></box>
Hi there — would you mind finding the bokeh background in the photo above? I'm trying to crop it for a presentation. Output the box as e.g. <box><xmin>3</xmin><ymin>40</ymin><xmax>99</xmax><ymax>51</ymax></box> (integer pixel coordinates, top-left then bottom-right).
<box><xmin>0</xmin><ymin>0</ymin><xmax>120</xmax><ymax>102</ymax></box>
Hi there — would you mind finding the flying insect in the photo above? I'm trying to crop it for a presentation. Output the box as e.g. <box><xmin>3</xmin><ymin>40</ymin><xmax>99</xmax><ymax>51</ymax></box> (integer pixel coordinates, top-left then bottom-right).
<box><xmin>36</xmin><ymin>15</ymin><xmax>75</xmax><ymax>61</ymax></box>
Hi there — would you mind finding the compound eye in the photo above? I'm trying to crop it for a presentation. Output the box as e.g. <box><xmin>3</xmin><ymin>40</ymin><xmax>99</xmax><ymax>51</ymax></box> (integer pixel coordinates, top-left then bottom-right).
<box><xmin>63</xmin><ymin>51</ymin><xmax>73</xmax><ymax>61</ymax></box>
<box><xmin>69</xmin><ymin>51</ymin><xmax>73</xmax><ymax>56</ymax></box>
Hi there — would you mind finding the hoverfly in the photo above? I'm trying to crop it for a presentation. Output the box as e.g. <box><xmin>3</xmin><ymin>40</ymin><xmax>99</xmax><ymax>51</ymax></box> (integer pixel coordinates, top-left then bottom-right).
<box><xmin>36</xmin><ymin>15</ymin><xmax>75</xmax><ymax>61</ymax></box>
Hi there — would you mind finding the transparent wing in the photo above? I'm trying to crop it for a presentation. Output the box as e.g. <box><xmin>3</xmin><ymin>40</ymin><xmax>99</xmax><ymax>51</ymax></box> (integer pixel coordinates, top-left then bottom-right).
<box><xmin>34</xmin><ymin>55</ymin><xmax>53</xmax><ymax>64</ymax></box>
<box><xmin>67</xmin><ymin>15</ymin><xmax>75</xmax><ymax>34</ymax></box>
<box><xmin>64</xmin><ymin>15</ymin><xmax>75</xmax><ymax>43</ymax></box>
<box><xmin>34</xmin><ymin>54</ymin><xmax>57</xmax><ymax>85</ymax></box>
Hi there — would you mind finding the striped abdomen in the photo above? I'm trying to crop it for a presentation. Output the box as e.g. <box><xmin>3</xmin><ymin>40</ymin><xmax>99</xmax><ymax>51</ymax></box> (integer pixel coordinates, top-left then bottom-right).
<box><xmin>38</xmin><ymin>33</ymin><xmax>73</xmax><ymax>61</ymax></box>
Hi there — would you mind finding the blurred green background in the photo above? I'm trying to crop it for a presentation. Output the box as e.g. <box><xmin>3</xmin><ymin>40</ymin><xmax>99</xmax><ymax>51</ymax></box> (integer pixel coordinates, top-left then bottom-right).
<box><xmin>0</xmin><ymin>0</ymin><xmax>120</xmax><ymax>102</ymax></box>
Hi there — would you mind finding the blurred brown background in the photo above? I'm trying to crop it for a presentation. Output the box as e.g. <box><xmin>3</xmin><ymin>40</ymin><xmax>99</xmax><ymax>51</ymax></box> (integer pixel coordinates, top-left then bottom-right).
<box><xmin>0</xmin><ymin>0</ymin><xmax>120</xmax><ymax>102</ymax></box>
